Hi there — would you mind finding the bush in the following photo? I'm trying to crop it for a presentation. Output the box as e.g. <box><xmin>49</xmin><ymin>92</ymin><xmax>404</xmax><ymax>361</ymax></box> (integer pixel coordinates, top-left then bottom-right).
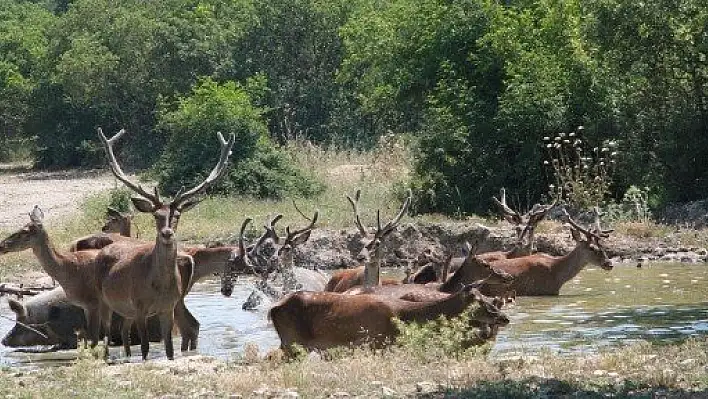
<box><xmin>154</xmin><ymin>77</ymin><xmax>322</xmax><ymax>199</ymax></box>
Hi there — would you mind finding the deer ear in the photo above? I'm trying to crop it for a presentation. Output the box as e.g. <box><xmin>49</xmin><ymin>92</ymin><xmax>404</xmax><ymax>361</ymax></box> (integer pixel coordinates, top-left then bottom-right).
<box><xmin>29</xmin><ymin>205</ymin><xmax>44</xmax><ymax>224</ymax></box>
<box><xmin>131</xmin><ymin>197</ymin><xmax>157</xmax><ymax>213</ymax></box>
<box><xmin>106</xmin><ymin>207</ymin><xmax>122</xmax><ymax>218</ymax></box>
<box><xmin>7</xmin><ymin>298</ymin><xmax>25</xmax><ymax>317</ymax></box>
<box><xmin>462</xmin><ymin>241</ymin><xmax>472</xmax><ymax>257</ymax></box>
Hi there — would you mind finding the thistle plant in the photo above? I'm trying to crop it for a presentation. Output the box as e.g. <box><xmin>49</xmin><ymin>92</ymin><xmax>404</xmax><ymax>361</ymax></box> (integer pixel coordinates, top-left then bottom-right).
<box><xmin>542</xmin><ymin>126</ymin><xmax>618</xmax><ymax>211</ymax></box>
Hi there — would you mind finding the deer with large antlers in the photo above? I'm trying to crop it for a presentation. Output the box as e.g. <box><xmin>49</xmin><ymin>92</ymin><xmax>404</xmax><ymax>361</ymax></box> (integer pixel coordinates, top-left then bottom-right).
<box><xmin>95</xmin><ymin>127</ymin><xmax>234</xmax><ymax>360</ymax></box>
<box><xmin>478</xmin><ymin>188</ymin><xmax>555</xmax><ymax>262</ymax></box>
<box><xmin>479</xmin><ymin>208</ymin><xmax>613</xmax><ymax>296</ymax></box>
<box><xmin>269</xmin><ymin>284</ymin><xmax>509</xmax><ymax>354</ymax></box>
<box><xmin>324</xmin><ymin>189</ymin><xmax>412</xmax><ymax>292</ymax></box>
<box><xmin>262</xmin><ymin>204</ymin><xmax>326</xmax><ymax>293</ymax></box>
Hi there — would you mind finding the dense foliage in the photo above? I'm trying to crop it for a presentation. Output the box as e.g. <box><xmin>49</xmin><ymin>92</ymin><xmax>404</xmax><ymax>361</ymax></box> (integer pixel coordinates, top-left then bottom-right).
<box><xmin>155</xmin><ymin>78</ymin><xmax>323</xmax><ymax>198</ymax></box>
<box><xmin>0</xmin><ymin>0</ymin><xmax>705</xmax><ymax>210</ymax></box>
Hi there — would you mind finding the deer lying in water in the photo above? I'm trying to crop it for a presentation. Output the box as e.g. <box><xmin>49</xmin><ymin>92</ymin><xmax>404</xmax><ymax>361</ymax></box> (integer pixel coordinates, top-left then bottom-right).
<box><xmin>95</xmin><ymin>127</ymin><xmax>234</xmax><ymax>360</ymax></box>
<box><xmin>269</xmin><ymin>284</ymin><xmax>509</xmax><ymax>353</ymax></box>
<box><xmin>479</xmin><ymin>208</ymin><xmax>614</xmax><ymax>296</ymax></box>
<box><xmin>2</xmin><ymin>286</ymin><xmax>161</xmax><ymax>350</ymax></box>
<box><xmin>324</xmin><ymin>189</ymin><xmax>412</xmax><ymax>292</ymax></box>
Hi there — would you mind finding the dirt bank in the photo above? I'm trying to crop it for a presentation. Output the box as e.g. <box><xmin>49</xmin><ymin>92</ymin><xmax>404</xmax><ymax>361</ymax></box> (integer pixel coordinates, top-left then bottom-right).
<box><xmin>0</xmin><ymin>165</ymin><xmax>117</xmax><ymax>229</ymax></box>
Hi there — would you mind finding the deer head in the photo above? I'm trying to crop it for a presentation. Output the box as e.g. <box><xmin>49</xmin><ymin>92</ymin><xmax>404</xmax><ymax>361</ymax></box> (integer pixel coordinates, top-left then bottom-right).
<box><xmin>101</xmin><ymin>207</ymin><xmax>133</xmax><ymax>236</ymax></box>
<box><xmin>0</xmin><ymin>206</ymin><xmax>46</xmax><ymax>254</ymax></box>
<box><xmin>97</xmin><ymin>128</ymin><xmax>235</xmax><ymax>245</ymax></box>
<box><xmin>492</xmin><ymin>188</ymin><xmax>555</xmax><ymax>254</ymax></box>
<box><xmin>221</xmin><ymin>217</ymin><xmax>278</xmax><ymax>297</ymax></box>
<box><xmin>562</xmin><ymin>208</ymin><xmax>613</xmax><ymax>271</ymax></box>
<box><xmin>348</xmin><ymin>189</ymin><xmax>412</xmax><ymax>264</ymax></box>
<box><xmin>272</xmin><ymin>202</ymin><xmax>319</xmax><ymax>269</ymax></box>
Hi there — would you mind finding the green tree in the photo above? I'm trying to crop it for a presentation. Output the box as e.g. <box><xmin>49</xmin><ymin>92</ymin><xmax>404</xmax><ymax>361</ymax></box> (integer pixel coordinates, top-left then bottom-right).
<box><xmin>155</xmin><ymin>77</ymin><xmax>322</xmax><ymax>199</ymax></box>
<box><xmin>0</xmin><ymin>0</ymin><xmax>54</xmax><ymax>160</ymax></box>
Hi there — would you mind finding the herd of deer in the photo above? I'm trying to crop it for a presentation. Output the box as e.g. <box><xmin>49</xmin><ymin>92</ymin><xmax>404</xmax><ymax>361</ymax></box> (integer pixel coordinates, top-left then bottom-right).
<box><xmin>0</xmin><ymin>128</ymin><xmax>616</xmax><ymax>360</ymax></box>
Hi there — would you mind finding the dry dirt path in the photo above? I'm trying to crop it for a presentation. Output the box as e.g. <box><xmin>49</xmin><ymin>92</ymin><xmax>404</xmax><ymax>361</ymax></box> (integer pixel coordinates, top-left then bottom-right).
<box><xmin>0</xmin><ymin>164</ymin><xmax>117</xmax><ymax>229</ymax></box>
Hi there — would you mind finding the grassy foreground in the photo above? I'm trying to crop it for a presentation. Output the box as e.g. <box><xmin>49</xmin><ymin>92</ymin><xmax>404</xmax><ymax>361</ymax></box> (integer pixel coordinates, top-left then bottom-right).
<box><xmin>1</xmin><ymin>339</ymin><xmax>707</xmax><ymax>398</ymax></box>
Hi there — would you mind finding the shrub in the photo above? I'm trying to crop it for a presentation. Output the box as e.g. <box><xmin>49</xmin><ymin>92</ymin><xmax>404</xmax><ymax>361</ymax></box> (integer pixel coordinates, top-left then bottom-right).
<box><xmin>542</xmin><ymin>126</ymin><xmax>618</xmax><ymax>211</ymax></box>
<box><xmin>154</xmin><ymin>77</ymin><xmax>322</xmax><ymax>199</ymax></box>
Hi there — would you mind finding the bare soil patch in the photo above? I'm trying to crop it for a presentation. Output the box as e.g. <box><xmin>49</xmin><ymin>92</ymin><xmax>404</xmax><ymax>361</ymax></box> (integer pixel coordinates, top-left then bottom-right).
<box><xmin>0</xmin><ymin>164</ymin><xmax>117</xmax><ymax>229</ymax></box>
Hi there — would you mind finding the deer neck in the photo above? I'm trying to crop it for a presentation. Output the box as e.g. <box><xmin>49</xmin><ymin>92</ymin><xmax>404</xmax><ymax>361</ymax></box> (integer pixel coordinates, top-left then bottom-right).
<box><xmin>363</xmin><ymin>257</ymin><xmax>380</xmax><ymax>288</ymax></box>
<box><xmin>151</xmin><ymin>240</ymin><xmax>178</xmax><ymax>282</ymax></box>
<box><xmin>32</xmin><ymin>228</ymin><xmax>77</xmax><ymax>286</ymax></box>
<box><xmin>395</xmin><ymin>292</ymin><xmax>471</xmax><ymax>323</ymax></box>
<box><xmin>551</xmin><ymin>244</ymin><xmax>593</xmax><ymax>285</ymax></box>
<box><xmin>439</xmin><ymin>258</ymin><xmax>483</xmax><ymax>293</ymax></box>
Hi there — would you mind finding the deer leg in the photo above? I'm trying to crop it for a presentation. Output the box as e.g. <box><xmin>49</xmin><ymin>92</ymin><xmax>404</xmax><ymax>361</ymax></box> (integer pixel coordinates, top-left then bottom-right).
<box><xmin>84</xmin><ymin>308</ymin><xmax>100</xmax><ymax>348</ymax></box>
<box><xmin>159</xmin><ymin>311</ymin><xmax>175</xmax><ymax>360</ymax></box>
<box><xmin>120</xmin><ymin>318</ymin><xmax>132</xmax><ymax>358</ymax></box>
<box><xmin>174</xmin><ymin>300</ymin><xmax>199</xmax><ymax>351</ymax></box>
<box><xmin>135</xmin><ymin>315</ymin><xmax>150</xmax><ymax>360</ymax></box>
<box><xmin>98</xmin><ymin>303</ymin><xmax>112</xmax><ymax>359</ymax></box>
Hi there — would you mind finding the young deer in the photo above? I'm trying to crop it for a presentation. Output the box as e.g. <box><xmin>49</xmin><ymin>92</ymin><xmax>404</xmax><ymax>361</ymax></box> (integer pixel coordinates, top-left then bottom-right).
<box><xmin>69</xmin><ymin>207</ymin><xmax>141</xmax><ymax>252</ymax></box>
<box><xmin>0</xmin><ymin>206</ymin><xmax>114</xmax><ymax>347</ymax></box>
<box><xmin>324</xmin><ymin>189</ymin><xmax>411</xmax><ymax>292</ymax></box>
<box><xmin>269</xmin><ymin>284</ymin><xmax>509</xmax><ymax>353</ymax></box>
<box><xmin>95</xmin><ymin>127</ymin><xmax>234</xmax><ymax>360</ymax></box>
<box><xmin>484</xmin><ymin>208</ymin><xmax>614</xmax><ymax>296</ymax></box>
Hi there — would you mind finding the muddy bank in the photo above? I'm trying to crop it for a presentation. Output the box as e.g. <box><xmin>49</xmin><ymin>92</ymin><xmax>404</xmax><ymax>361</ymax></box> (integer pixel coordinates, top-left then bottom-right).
<box><xmin>273</xmin><ymin>222</ymin><xmax>708</xmax><ymax>270</ymax></box>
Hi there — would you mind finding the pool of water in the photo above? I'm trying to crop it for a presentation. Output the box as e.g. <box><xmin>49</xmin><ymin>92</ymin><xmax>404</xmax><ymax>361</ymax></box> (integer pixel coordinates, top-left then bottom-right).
<box><xmin>0</xmin><ymin>263</ymin><xmax>706</xmax><ymax>366</ymax></box>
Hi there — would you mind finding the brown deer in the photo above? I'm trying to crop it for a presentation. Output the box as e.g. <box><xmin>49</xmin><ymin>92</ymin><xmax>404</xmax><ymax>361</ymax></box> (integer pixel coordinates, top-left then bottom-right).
<box><xmin>324</xmin><ymin>189</ymin><xmax>411</xmax><ymax>292</ymax></box>
<box><xmin>268</xmin><ymin>284</ymin><xmax>509</xmax><ymax>353</ymax></box>
<box><xmin>70</xmin><ymin>207</ymin><xmax>199</xmax><ymax>350</ymax></box>
<box><xmin>0</xmin><ymin>206</ymin><xmax>105</xmax><ymax>346</ymax></box>
<box><xmin>220</xmin><ymin>217</ymin><xmax>280</xmax><ymax>297</ymax></box>
<box><xmin>262</xmin><ymin>203</ymin><xmax>326</xmax><ymax>293</ymax></box>
<box><xmin>344</xmin><ymin>242</ymin><xmax>514</xmax><ymax>300</ymax></box>
<box><xmin>481</xmin><ymin>208</ymin><xmax>613</xmax><ymax>296</ymax></box>
<box><xmin>70</xmin><ymin>207</ymin><xmax>141</xmax><ymax>252</ymax></box>
<box><xmin>95</xmin><ymin>127</ymin><xmax>234</xmax><ymax>360</ymax></box>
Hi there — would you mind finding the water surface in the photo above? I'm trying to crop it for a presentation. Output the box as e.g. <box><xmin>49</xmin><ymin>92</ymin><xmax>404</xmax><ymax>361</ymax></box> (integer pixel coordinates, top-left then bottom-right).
<box><xmin>0</xmin><ymin>263</ymin><xmax>706</xmax><ymax>366</ymax></box>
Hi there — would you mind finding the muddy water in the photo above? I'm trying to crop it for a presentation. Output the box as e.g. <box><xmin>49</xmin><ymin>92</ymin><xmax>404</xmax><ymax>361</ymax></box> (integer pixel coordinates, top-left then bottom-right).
<box><xmin>0</xmin><ymin>263</ymin><xmax>706</xmax><ymax>367</ymax></box>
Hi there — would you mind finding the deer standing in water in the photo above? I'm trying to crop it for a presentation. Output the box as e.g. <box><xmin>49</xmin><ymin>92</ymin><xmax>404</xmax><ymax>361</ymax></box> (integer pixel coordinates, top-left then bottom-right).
<box><xmin>482</xmin><ymin>208</ymin><xmax>614</xmax><ymax>296</ymax></box>
<box><xmin>95</xmin><ymin>127</ymin><xmax>234</xmax><ymax>360</ymax></box>
<box><xmin>478</xmin><ymin>188</ymin><xmax>555</xmax><ymax>262</ymax></box>
<box><xmin>0</xmin><ymin>206</ymin><xmax>105</xmax><ymax>346</ymax></box>
<box><xmin>324</xmin><ymin>189</ymin><xmax>411</xmax><ymax>292</ymax></box>
<box><xmin>268</xmin><ymin>284</ymin><xmax>509</xmax><ymax>354</ymax></box>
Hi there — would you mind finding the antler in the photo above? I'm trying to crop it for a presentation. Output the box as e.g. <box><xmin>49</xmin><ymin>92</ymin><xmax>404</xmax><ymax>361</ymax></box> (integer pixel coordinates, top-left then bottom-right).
<box><xmin>262</xmin><ymin>214</ymin><xmax>284</xmax><ymax>244</ymax></box>
<box><xmin>237</xmin><ymin>218</ymin><xmax>253</xmax><ymax>256</ymax></box>
<box><xmin>561</xmin><ymin>208</ymin><xmax>604</xmax><ymax>241</ymax></box>
<box><xmin>250</xmin><ymin>214</ymin><xmax>283</xmax><ymax>256</ymax></box>
<box><xmin>375</xmin><ymin>189</ymin><xmax>412</xmax><ymax>239</ymax></box>
<box><xmin>346</xmin><ymin>189</ymin><xmax>367</xmax><ymax>236</ymax></box>
<box><xmin>592</xmin><ymin>206</ymin><xmax>613</xmax><ymax>238</ymax></box>
<box><xmin>491</xmin><ymin>188</ymin><xmax>523</xmax><ymax>226</ymax></box>
<box><xmin>284</xmin><ymin>207</ymin><xmax>319</xmax><ymax>246</ymax></box>
<box><xmin>172</xmin><ymin>131</ymin><xmax>236</xmax><ymax>207</ymax></box>
<box><xmin>97</xmin><ymin>128</ymin><xmax>160</xmax><ymax>204</ymax></box>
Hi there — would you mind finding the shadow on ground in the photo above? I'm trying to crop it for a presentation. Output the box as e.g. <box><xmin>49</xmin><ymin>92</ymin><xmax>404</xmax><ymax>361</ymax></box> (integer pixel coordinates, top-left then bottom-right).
<box><xmin>420</xmin><ymin>377</ymin><xmax>707</xmax><ymax>398</ymax></box>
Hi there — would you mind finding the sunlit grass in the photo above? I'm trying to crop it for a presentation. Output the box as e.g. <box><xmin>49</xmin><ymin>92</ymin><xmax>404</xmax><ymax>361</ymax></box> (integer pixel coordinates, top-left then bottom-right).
<box><xmin>0</xmin><ymin>338</ymin><xmax>706</xmax><ymax>398</ymax></box>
